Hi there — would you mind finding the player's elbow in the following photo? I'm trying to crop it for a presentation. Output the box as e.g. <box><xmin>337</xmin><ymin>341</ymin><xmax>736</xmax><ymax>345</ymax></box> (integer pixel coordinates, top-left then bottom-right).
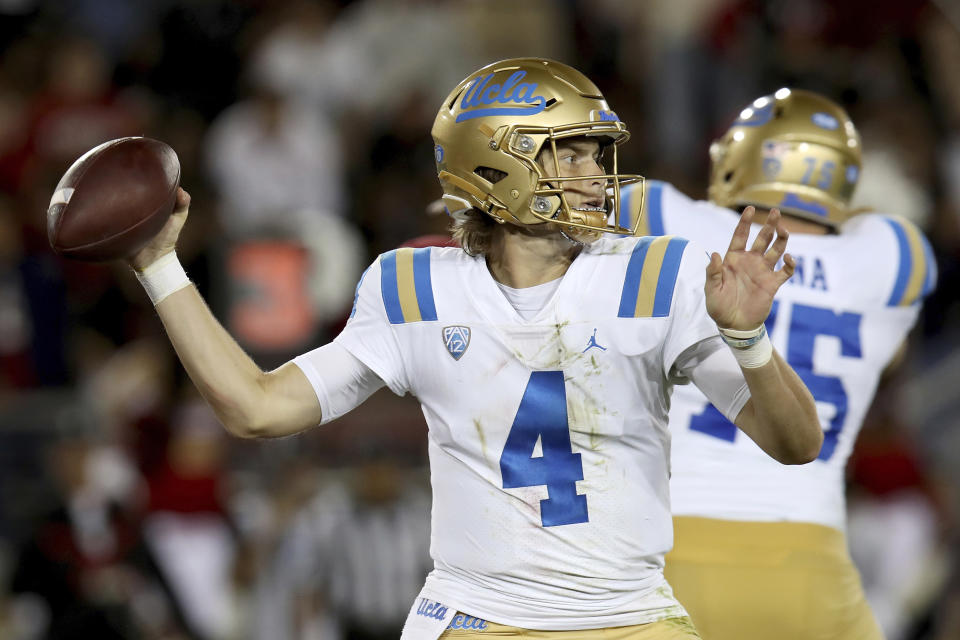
<box><xmin>225</xmin><ymin>417</ymin><xmax>271</xmax><ymax>439</ymax></box>
<box><xmin>776</xmin><ymin>426</ymin><xmax>824</xmax><ymax>465</ymax></box>
<box><xmin>800</xmin><ymin>429</ymin><xmax>825</xmax><ymax>464</ymax></box>
<box><xmin>211</xmin><ymin>396</ymin><xmax>276</xmax><ymax>439</ymax></box>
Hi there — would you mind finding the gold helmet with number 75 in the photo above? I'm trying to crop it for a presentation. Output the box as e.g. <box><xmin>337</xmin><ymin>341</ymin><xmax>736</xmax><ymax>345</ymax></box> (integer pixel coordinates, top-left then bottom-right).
<box><xmin>708</xmin><ymin>88</ymin><xmax>862</xmax><ymax>227</ymax></box>
<box><xmin>432</xmin><ymin>58</ymin><xmax>643</xmax><ymax>239</ymax></box>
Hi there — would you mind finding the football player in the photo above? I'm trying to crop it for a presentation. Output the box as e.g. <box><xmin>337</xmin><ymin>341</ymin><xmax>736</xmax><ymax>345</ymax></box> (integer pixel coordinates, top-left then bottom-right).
<box><xmin>625</xmin><ymin>89</ymin><xmax>936</xmax><ymax>639</ymax></box>
<box><xmin>126</xmin><ymin>59</ymin><xmax>823</xmax><ymax>639</ymax></box>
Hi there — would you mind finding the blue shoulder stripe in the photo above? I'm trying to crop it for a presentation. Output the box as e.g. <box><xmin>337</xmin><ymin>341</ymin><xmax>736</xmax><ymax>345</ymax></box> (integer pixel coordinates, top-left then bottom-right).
<box><xmin>884</xmin><ymin>217</ymin><xmax>935</xmax><ymax>306</ymax></box>
<box><xmin>652</xmin><ymin>237</ymin><xmax>688</xmax><ymax>316</ymax></box>
<box><xmin>412</xmin><ymin>248</ymin><xmax>438</xmax><ymax>320</ymax></box>
<box><xmin>349</xmin><ymin>265</ymin><xmax>372</xmax><ymax>319</ymax></box>
<box><xmin>380</xmin><ymin>250</ymin><xmax>404</xmax><ymax>323</ymax></box>
<box><xmin>379</xmin><ymin>247</ymin><xmax>438</xmax><ymax>323</ymax></box>
<box><xmin>618</xmin><ymin>237</ymin><xmax>653</xmax><ymax>317</ymax></box>
<box><xmin>618</xmin><ymin>236</ymin><xmax>689</xmax><ymax>318</ymax></box>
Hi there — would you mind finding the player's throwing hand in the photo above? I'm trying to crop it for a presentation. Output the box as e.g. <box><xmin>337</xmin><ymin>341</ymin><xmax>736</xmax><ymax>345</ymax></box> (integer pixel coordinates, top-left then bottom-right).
<box><xmin>128</xmin><ymin>187</ymin><xmax>191</xmax><ymax>271</ymax></box>
<box><xmin>705</xmin><ymin>206</ymin><xmax>796</xmax><ymax>331</ymax></box>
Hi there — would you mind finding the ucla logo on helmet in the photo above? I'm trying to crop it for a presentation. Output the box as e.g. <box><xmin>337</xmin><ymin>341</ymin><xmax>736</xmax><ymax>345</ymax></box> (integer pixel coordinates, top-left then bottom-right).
<box><xmin>443</xmin><ymin>326</ymin><xmax>471</xmax><ymax>360</ymax></box>
<box><xmin>457</xmin><ymin>71</ymin><xmax>547</xmax><ymax>123</ymax></box>
<box><xmin>591</xmin><ymin>109</ymin><xmax>620</xmax><ymax>122</ymax></box>
<box><xmin>811</xmin><ymin>112</ymin><xmax>839</xmax><ymax>130</ymax></box>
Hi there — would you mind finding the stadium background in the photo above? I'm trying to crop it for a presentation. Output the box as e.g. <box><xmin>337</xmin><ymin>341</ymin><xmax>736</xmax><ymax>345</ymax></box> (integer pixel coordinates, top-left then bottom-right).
<box><xmin>0</xmin><ymin>0</ymin><xmax>957</xmax><ymax>638</ymax></box>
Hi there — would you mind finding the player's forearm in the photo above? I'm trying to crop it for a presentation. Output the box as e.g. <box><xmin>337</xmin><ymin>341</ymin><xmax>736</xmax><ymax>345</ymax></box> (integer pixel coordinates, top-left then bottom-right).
<box><xmin>737</xmin><ymin>351</ymin><xmax>823</xmax><ymax>464</ymax></box>
<box><xmin>152</xmin><ymin>284</ymin><xmax>281</xmax><ymax>437</ymax></box>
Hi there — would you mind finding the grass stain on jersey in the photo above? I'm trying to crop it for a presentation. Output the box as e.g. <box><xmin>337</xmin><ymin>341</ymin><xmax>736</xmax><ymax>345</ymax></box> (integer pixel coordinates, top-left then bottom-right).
<box><xmin>585</xmin><ymin>354</ymin><xmax>603</xmax><ymax>377</ymax></box>
<box><xmin>589</xmin><ymin>424</ymin><xmax>601</xmax><ymax>452</ymax></box>
<box><xmin>473</xmin><ymin>418</ymin><xmax>489</xmax><ymax>464</ymax></box>
<box><xmin>566</xmin><ymin>389</ymin><xmax>609</xmax><ymax>452</ymax></box>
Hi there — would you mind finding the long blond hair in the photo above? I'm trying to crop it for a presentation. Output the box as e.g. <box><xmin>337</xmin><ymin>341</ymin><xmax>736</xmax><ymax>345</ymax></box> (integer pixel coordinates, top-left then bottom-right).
<box><xmin>450</xmin><ymin>208</ymin><xmax>499</xmax><ymax>257</ymax></box>
<box><xmin>448</xmin><ymin>166</ymin><xmax>508</xmax><ymax>257</ymax></box>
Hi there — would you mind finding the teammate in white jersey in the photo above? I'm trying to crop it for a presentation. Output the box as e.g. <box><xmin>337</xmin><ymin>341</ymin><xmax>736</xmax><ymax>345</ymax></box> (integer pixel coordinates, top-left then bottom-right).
<box><xmin>624</xmin><ymin>89</ymin><xmax>937</xmax><ymax>639</ymax></box>
<box><xmin>123</xmin><ymin>60</ymin><xmax>823</xmax><ymax>639</ymax></box>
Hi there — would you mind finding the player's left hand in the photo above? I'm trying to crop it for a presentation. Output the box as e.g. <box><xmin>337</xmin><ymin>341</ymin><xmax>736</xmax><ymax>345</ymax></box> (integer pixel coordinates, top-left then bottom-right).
<box><xmin>705</xmin><ymin>206</ymin><xmax>795</xmax><ymax>330</ymax></box>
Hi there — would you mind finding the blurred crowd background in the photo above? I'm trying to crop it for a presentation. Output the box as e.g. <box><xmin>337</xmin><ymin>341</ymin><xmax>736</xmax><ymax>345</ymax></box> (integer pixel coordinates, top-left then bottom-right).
<box><xmin>0</xmin><ymin>0</ymin><xmax>957</xmax><ymax>638</ymax></box>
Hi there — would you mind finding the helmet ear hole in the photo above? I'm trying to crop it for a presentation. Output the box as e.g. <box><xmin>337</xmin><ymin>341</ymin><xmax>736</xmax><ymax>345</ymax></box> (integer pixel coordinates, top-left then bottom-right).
<box><xmin>474</xmin><ymin>167</ymin><xmax>507</xmax><ymax>184</ymax></box>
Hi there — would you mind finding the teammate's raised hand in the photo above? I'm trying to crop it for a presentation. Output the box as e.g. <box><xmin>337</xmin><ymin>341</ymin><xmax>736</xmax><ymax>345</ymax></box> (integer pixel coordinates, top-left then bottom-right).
<box><xmin>705</xmin><ymin>207</ymin><xmax>795</xmax><ymax>330</ymax></box>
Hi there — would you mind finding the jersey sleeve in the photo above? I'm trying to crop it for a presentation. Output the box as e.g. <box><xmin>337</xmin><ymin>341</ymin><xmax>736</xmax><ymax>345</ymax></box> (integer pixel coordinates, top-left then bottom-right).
<box><xmin>680</xmin><ymin>338</ymin><xmax>752</xmax><ymax>422</ymax></box>
<box><xmin>661</xmin><ymin>239</ymin><xmax>723</xmax><ymax>379</ymax></box>
<box><xmin>292</xmin><ymin>342</ymin><xmax>386</xmax><ymax>425</ymax></box>
<box><xmin>331</xmin><ymin>255</ymin><xmax>410</xmax><ymax>395</ymax></box>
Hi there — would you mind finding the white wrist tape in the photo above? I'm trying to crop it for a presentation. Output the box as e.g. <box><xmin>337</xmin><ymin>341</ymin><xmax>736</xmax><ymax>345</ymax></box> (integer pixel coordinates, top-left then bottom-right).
<box><xmin>134</xmin><ymin>252</ymin><xmax>190</xmax><ymax>305</ymax></box>
<box><xmin>718</xmin><ymin>324</ymin><xmax>773</xmax><ymax>369</ymax></box>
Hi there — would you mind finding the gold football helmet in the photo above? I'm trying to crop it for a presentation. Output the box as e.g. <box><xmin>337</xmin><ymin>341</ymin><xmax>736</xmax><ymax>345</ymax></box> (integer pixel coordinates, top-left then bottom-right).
<box><xmin>708</xmin><ymin>88</ymin><xmax>861</xmax><ymax>227</ymax></box>
<box><xmin>432</xmin><ymin>58</ymin><xmax>642</xmax><ymax>239</ymax></box>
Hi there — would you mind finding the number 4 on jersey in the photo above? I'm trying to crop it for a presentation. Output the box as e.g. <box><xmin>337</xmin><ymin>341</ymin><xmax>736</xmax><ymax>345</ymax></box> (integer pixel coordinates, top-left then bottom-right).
<box><xmin>500</xmin><ymin>371</ymin><xmax>589</xmax><ymax>527</ymax></box>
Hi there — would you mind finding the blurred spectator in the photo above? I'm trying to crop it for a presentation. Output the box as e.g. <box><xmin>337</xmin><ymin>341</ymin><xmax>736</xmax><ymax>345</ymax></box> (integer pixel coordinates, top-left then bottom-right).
<box><xmin>204</xmin><ymin>83</ymin><xmax>363</xmax><ymax>357</ymax></box>
<box><xmin>246</xmin><ymin>0</ymin><xmax>351</xmax><ymax>116</ymax></box>
<box><xmin>204</xmin><ymin>85</ymin><xmax>345</xmax><ymax>237</ymax></box>
<box><xmin>275</xmin><ymin>450</ymin><xmax>432</xmax><ymax>640</ymax></box>
<box><xmin>42</xmin><ymin>0</ymin><xmax>165</xmax><ymax>65</ymax></box>
<box><xmin>148</xmin><ymin>1</ymin><xmax>258</xmax><ymax>121</ymax></box>
<box><xmin>249</xmin><ymin>0</ymin><xmax>471</xmax><ymax>120</ymax></box>
<box><xmin>0</xmin><ymin>194</ymin><xmax>36</xmax><ymax>389</ymax></box>
<box><xmin>7</xmin><ymin>433</ymin><xmax>181</xmax><ymax>639</ymax></box>
<box><xmin>15</xmin><ymin>37</ymin><xmax>145</xmax><ymax>193</ymax></box>
<box><xmin>141</xmin><ymin>397</ymin><xmax>238</xmax><ymax>640</ymax></box>
<box><xmin>847</xmin><ymin>404</ymin><xmax>950</xmax><ymax>640</ymax></box>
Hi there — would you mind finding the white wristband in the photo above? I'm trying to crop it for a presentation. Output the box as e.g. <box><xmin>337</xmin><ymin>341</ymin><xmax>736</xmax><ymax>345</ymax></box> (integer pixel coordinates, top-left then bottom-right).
<box><xmin>718</xmin><ymin>324</ymin><xmax>773</xmax><ymax>369</ymax></box>
<box><xmin>134</xmin><ymin>251</ymin><xmax>190</xmax><ymax>305</ymax></box>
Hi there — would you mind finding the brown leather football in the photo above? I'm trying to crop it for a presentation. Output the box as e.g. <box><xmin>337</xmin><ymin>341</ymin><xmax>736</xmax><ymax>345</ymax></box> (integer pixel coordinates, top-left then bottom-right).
<box><xmin>47</xmin><ymin>137</ymin><xmax>180</xmax><ymax>262</ymax></box>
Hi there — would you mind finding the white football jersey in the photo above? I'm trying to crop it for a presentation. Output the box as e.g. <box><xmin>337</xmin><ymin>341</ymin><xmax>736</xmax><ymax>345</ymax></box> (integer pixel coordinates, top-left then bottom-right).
<box><xmin>630</xmin><ymin>180</ymin><xmax>936</xmax><ymax>531</ymax></box>
<box><xmin>326</xmin><ymin>235</ymin><xmax>742</xmax><ymax>629</ymax></box>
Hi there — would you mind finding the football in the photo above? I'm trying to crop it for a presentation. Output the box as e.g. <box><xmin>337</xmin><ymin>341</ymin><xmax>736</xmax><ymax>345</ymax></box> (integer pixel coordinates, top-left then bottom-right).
<box><xmin>47</xmin><ymin>137</ymin><xmax>180</xmax><ymax>262</ymax></box>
